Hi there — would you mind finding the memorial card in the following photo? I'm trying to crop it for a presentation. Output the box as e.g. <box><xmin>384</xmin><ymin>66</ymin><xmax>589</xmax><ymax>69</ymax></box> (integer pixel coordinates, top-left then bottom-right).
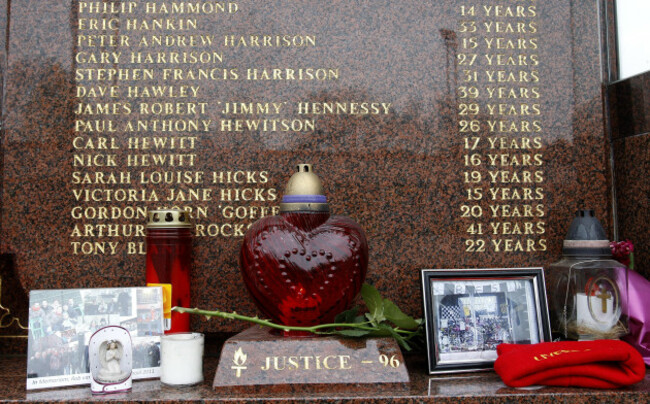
<box><xmin>26</xmin><ymin>286</ymin><xmax>164</xmax><ymax>390</ymax></box>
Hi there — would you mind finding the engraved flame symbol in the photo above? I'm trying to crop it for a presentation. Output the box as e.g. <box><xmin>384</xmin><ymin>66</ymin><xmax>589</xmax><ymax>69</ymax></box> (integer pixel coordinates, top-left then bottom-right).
<box><xmin>233</xmin><ymin>348</ymin><xmax>247</xmax><ymax>366</ymax></box>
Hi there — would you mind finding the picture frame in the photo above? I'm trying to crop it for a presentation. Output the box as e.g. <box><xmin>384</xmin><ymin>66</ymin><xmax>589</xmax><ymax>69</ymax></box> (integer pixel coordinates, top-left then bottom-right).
<box><xmin>420</xmin><ymin>268</ymin><xmax>551</xmax><ymax>374</ymax></box>
<box><xmin>26</xmin><ymin>287</ymin><xmax>164</xmax><ymax>390</ymax></box>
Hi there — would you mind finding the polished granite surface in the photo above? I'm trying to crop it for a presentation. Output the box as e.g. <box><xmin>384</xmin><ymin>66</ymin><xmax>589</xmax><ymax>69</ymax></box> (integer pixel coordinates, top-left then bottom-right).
<box><xmin>0</xmin><ymin>0</ymin><xmax>614</xmax><ymax>335</ymax></box>
<box><xmin>2</xmin><ymin>347</ymin><xmax>648</xmax><ymax>403</ymax></box>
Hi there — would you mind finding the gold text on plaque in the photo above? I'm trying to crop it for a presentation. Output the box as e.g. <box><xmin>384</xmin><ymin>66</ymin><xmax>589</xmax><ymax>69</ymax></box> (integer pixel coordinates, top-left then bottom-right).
<box><xmin>260</xmin><ymin>355</ymin><xmax>352</xmax><ymax>371</ymax></box>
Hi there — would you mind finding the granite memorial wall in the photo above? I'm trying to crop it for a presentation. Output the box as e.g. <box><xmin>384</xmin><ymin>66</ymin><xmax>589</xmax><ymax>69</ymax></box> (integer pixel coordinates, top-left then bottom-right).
<box><xmin>0</xmin><ymin>0</ymin><xmax>624</xmax><ymax>336</ymax></box>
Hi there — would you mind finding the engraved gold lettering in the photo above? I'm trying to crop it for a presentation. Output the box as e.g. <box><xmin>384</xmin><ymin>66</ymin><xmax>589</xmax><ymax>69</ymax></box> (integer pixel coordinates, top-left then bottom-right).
<box><xmin>483</xmin><ymin>21</ymin><xmax>537</xmax><ymax>33</ymax></box>
<box><xmin>219</xmin><ymin>119</ymin><xmax>314</xmax><ymax>132</ymax></box>
<box><xmin>287</xmin><ymin>356</ymin><xmax>299</xmax><ymax>370</ymax></box>
<box><xmin>127</xmin><ymin>85</ymin><xmax>200</xmax><ymax>98</ymax></box>
<box><xmin>76</xmin><ymin>85</ymin><xmax>120</xmax><ymax>98</ymax></box>
<box><xmin>491</xmin><ymin>238</ymin><xmax>547</xmax><ymax>252</ymax></box>
<box><xmin>129</xmin><ymin>137</ymin><xmax>198</xmax><ymax>150</ymax></box>
<box><xmin>488</xmin><ymin>170</ymin><xmax>544</xmax><ymax>183</ymax></box>
<box><xmin>72</xmin><ymin>171</ymin><xmax>130</xmax><ymax>185</ymax></box>
<box><xmin>485</xmin><ymin>86</ymin><xmax>540</xmax><ymax>99</ymax></box>
<box><xmin>194</xmin><ymin>223</ymin><xmax>248</xmax><ymax>237</ymax></box>
<box><xmin>126</xmin><ymin>18</ymin><xmax>198</xmax><ymax>31</ymax></box>
<box><xmin>222</xmin><ymin>102</ymin><xmax>285</xmax><ymax>115</ymax></box>
<box><xmin>144</xmin><ymin>2</ymin><xmax>238</xmax><ymax>14</ymax></box>
<box><xmin>489</xmin><ymin>221</ymin><xmax>545</xmax><ymax>235</ymax></box>
<box><xmin>211</xmin><ymin>171</ymin><xmax>269</xmax><ymax>184</ymax></box>
<box><xmin>128</xmin><ymin>154</ymin><xmax>197</xmax><ymax>167</ymax></box>
<box><xmin>485</xmin><ymin>70</ymin><xmax>539</xmax><ymax>83</ymax></box>
<box><xmin>130</xmin><ymin>51</ymin><xmax>223</xmax><ymax>64</ymax></box>
<box><xmin>79</xmin><ymin>1</ymin><xmax>138</xmax><ymax>14</ymax></box>
<box><xmin>487</xmin><ymin>136</ymin><xmax>542</xmax><ymax>149</ymax></box>
<box><xmin>72</xmin><ymin>188</ymin><xmax>159</xmax><ymax>202</ymax></box>
<box><xmin>71</xmin><ymin>241</ymin><xmax>119</xmax><ymax>255</ymax></box>
<box><xmin>297</xmin><ymin>102</ymin><xmax>391</xmax><ymax>115</ymax></box>
<box><xmin>224</xmin><ymin>34</ymin><xmax>316</xmax><ymax>47</ymax></box>
<box><xmin>488</xmin><ymin>187</ymin><xmax>544</xmax><ymax>200</ymax></box>
<box><xmin>76</xmin><ymin>68</ymin><xmax>155</xmax><ymax>81</ymax></box>
<box><xmin>246</xmin><ymin>68</ymin><xmax>339</xmax><ymax>81</ymax></box>
<box><xmin>138</xmin><ymin>34</ymin><xmax>215</xmax><ymax>47</ymax></box>
<box><xmin>488</xmin><ymin>204</ymin><xmax>545</xmax><ymax>218</ymax></box>
<box><xmin>219</xmin><ymin>188</ymin><xmax>278</xmax><ymax>202</ymax></box>
<box><xmin>124</xmin><ymin>120</ymin><xmax>211</xmax><ymax>132</ymax></box>
<box><xmin>77</xmin><ymin>34</ymin><xmax>130</xmax><ymax>47</ymax></box>
<box><xmin>75</xmin><ymin>51</ymin><xmax>121</xmax><ymax>64</ymax></box>
<box><xmin>75</xmin><ymin>102</ymin><xmax>131</xmax><ymax>115</ymax></box>
<box><xmin>165</xmin><ymin>188</ymin><xmax>212</xmax><ymax>202</ymax></box>
<box><xmin>139</xmin><ymin>171</ymin><xmax>204</xmax><ymax>184</ymax></box>
<box><xmin>482</xmin><ymin>5</ymin><xmax>536</xmax><ymax>17</ymax></box>
<box><xmin>161</xmin><ymin>68</ymin><xmax>239</xmax><ymax>80</ymax></box>
<box><xmin>487</xmin><ymin>103</ymin><xmax>541</xmax><ymax>116</ymax></box>
<box><xmin>487</xmin><ymin>153</ymin><xmax>543</xmax><ymax>166</ymax></box>
<box><xmin>127</xmin><ymin>242</ymin><xmax>146</xmax><ymax>255</ymax></box>
<box><xmin>74</xmin><ymin>119</ymin><xmax>116</xmax><ymax>133</ymax></box>
<box><xmin>70</xmin><ymin>222</ymin><xmax>146</xmax><ymax>236</ymax></box>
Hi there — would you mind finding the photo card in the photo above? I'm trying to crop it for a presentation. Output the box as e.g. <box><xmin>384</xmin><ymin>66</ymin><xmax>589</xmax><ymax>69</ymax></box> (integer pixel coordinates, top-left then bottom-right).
<box><xmin>421</xmin><ymin>268</ymin><xmax>551</xmax><ymax>374</ymax></box>
<box><xmin>26</xmin><ymin>286</ymin><xmax>164</xmax><ymax>390</ymax></box>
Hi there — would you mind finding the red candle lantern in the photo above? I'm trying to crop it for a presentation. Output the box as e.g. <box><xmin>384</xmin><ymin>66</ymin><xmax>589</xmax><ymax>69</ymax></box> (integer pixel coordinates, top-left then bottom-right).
<box><xmin>146</xmin><ymin>209</ymin><xmax>193</xmax><ymax>333</ymax></box>
<box><xmin>240</xmin><ymin>164</ymin><xmax>368</xmax><ymax>334</ymax></box>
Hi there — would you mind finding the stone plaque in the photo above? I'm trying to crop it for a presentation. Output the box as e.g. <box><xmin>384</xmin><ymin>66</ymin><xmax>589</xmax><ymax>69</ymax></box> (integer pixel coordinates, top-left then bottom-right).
<box><xmin>0</xmin><ymin>0</ymin><xmax>612</xmax><ymax>332</ymax></box>
<box><xmin>212</xmin><ymin>327</ymin><xmax>409</xmax><ymax>392</ymax></box>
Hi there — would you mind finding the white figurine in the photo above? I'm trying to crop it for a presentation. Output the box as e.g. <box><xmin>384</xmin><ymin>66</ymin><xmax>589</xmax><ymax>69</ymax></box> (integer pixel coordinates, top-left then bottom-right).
<box><xmin>97</xmin><ymin>341</ymin><xmax>127</xmax><ymax>382</ymax></box>
<box><xmin>89</xmin><ymin>326</ymin><xmax>132</xmax><ymax>394</ymax></box>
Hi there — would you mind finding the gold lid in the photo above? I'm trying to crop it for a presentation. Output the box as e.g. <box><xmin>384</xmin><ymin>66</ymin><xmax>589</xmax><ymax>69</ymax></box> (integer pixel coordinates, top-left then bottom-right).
<box><xmin>146</xmin><ymin>209</ymin><xmax>193</xmax><ymax>228</ymax></box>
<box><xmin>280</xmin><ymin>164</ymin><xmax>329</xmax><ymax>212</ymax></box>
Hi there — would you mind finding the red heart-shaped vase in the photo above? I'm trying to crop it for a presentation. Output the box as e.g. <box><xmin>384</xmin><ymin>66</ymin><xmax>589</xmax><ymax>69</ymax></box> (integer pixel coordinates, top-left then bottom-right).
<box><xmin>240</xmin><ymin>211</ymin><xmax>368</xmax><ymax>330</ymax></box>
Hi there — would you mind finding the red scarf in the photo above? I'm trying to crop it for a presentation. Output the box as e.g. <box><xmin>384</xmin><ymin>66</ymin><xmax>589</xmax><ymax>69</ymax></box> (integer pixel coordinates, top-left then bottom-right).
<box><xmin>494</xmin><ymin>340</ymin><xmax>646</xmax><ymax>389</ymax></box>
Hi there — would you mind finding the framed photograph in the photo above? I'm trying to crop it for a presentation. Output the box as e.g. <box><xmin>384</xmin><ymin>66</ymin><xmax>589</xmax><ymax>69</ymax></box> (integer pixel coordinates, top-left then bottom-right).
<box><xmin>420</xmin><ymin>268</ymin><xmax>551</xmax><ymax>374</ymax></box>
<box><xmin>26</xmin><ymin>287</ymin><xmax>164</xmax><ymax>390</ymax></box>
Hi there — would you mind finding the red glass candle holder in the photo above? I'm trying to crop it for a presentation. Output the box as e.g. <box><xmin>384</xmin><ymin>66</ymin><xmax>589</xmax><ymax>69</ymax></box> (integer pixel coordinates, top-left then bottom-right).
<box><xmin>146</xmin><ymin>210</ymin><xmax>193</xmax><ymax>333</ymax></box>
<box><xmin>240</xmin><ymin>165</ymin><xmax>368</xmax><ymax>335</ymax></box>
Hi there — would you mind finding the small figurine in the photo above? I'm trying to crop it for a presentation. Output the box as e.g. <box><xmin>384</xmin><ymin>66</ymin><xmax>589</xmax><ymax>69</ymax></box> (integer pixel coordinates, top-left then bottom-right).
<box><xmin>97</xmin><ymin>340</ymin><xmax>128</xmax><ymax>383</ymax></box>
<box><xmin>89</xmin><ymin>326</ymin><xmax>133</xmax><ymax>394</ymax></box>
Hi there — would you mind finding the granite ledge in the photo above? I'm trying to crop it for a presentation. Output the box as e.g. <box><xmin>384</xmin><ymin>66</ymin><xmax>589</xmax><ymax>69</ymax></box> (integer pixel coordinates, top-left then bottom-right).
<box><xmin>2</xmin><ymin>350</ymin><xmax>648</xmax><ymax>403</ymax></box>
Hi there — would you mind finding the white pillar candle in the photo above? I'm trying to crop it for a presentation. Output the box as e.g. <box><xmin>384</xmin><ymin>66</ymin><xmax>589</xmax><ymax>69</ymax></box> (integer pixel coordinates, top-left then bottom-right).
<box><xmin>576</xmin><ymin>292</ymin><xmax>617</xmax><ymax>333</ymax></box>
<box><xmin>160</xmin><ymin>333</ymin><xmax>204</xmax><ymax>386</ymax></box>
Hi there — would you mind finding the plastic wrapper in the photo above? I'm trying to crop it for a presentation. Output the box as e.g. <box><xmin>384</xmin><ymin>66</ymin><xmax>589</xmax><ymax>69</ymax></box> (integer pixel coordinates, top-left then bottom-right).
<box><xmin>620</xmin><ymin>267</ymin><xmax>650</xmax><ymax>365</ymax></box>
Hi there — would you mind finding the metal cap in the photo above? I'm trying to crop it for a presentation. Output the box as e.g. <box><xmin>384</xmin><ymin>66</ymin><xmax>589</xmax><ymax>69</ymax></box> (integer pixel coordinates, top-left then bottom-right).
<box><xmin>146</xmin><ymin>209</ymin><xmax>193</xmax><ymax>228</ymax></box>
<box><xmin>562</xmin><ymin>209</ymin><xmax>611</xmax><ymax>257</ymax></box>
<box><xmin>279</xmin><ymin>164</ymin><xmax>329</xmax><ymax>212</ymax></box>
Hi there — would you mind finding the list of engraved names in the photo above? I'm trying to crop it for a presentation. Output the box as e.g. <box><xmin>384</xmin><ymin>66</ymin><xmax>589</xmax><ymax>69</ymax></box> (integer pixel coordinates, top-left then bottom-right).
<box><xmin>71</xmin><ymin>1</ymin><xmax>393</xmax><ymax>256</ymax></box>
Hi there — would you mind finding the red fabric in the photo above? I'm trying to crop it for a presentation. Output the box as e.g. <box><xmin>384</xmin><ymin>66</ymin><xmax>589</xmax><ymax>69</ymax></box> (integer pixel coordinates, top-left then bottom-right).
<box><xmin>494</xmin><ymin>340</ymin><xmax>646</xmax><ymax>389</ymax></box>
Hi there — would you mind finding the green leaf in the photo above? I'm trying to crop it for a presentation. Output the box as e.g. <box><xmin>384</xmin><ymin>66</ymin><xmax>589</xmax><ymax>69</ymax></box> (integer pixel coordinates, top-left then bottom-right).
<box><xmin>377</xmin><ymin>323</ymin><xmax>412</xmax><ymax>351</ymax></box>
<box><xmin>334</xmin><ymin>306</ymin><xmax>359</xmax><ymax>323</ymax></box>
<box><xmin>383</xmin><ymin>300</ymin><xmax>419</xmax><ymax>330</ymax></box>
<box><xmin>353</xmin><ymin>315</ymin><xmax>367</xmax><ymax>324</ymax></box>
<box><xmin>367</xmin><ymin>323</ymin><xmax>393</xmax><ymax>337</ymax></box>
<box><xmin>361</xmin><ymin>283</ymin><xmax>385</xmax><ymax>324</ymax></box>
<box><xmin>333</xmin><ymin>329</ymin><xmax>372</xmax><ymax>338</ymax></box>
